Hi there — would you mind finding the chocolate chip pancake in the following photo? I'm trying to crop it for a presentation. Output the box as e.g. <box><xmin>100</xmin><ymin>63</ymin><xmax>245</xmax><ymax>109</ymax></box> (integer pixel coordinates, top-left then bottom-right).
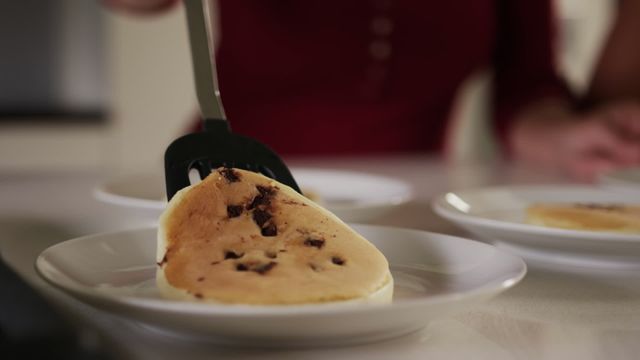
<box><xmin>525</xmin><ymin>203</ymin><xmax>640</xmax><ymax>234</ymax></box>
<box><xmin>157</xmin><ymin>168</ymin><xmax>393</xmax><ymax>305</ymax></box>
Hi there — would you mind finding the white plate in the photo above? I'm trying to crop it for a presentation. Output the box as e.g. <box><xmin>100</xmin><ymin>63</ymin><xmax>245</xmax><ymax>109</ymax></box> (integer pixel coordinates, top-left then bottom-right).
<box><xmin>36</xmin><ymin>224</ymin><xmax>525</xmax><ymax>347</ymax></box>
<box><xmin>600</xmin><ymin>167</ymin><xmax>640</xmax><ymax>195</ymax></box>
<box><xmin>433</xmin><ymin>185</ymin><xmax>640</xmax><ymax>271</ymax></box>
<box><xmin>94</xmin><ymin>168</ymin><xmax>412</xmax><ymax>222</ymax></box>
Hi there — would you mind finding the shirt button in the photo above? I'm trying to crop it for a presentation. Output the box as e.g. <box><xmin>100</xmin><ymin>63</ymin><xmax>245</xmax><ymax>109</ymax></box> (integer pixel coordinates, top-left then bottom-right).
<box><xmin>369</xmin><ymin>40</ymin><xmax>392</xmax><ymax>61</ymax></box>
<box><xmin>371</xmin><ymin>17</ymin><xmax>394</xmax><ymax>36</ymax></box>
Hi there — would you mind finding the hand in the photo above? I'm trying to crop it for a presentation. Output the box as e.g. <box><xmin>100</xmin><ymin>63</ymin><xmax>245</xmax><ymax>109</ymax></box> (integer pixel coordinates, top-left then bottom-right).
<box><xmin>103</xmin><ymin>0</ymin><xmax>177</xmax><ymax>14</ymax></box>
<box><xmin>508</xmin><ymin>100</ymin><xmax>640</xmax><ymax>181</ymax></box>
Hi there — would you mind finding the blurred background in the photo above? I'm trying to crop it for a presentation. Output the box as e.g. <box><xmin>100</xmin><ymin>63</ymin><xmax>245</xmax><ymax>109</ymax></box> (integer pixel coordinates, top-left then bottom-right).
<box><xmin>0</xmin><ymin>0</ymin><xmax>616</xmax><ymax>174</ymax></box>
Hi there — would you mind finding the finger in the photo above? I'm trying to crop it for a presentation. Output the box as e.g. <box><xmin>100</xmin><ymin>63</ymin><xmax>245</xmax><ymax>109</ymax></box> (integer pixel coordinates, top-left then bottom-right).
<box><xmin>604</xmin><ymin>106</ymin><xmax>640</xmax><ymax>138</ymax></box>
<box><xmin>579</xmin><ymin>122</ymin><xmax>640</xmax><ymax>165</ymax></box>
<box><xmin>567</xmin><ymin>157</ymin><xmax>617</xmax><ymax>183</ymax></box>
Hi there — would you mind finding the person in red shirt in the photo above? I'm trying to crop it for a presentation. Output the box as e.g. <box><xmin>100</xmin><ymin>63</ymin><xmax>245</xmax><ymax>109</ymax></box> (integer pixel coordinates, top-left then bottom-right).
<box><xmin>107</xmin><ymin>0</ymin><xmax>640</xmax><ymax>181</ymax></box>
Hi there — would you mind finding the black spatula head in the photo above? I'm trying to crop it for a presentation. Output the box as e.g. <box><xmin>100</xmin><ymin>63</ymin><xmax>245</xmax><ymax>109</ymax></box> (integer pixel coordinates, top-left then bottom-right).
<box><xmin>165</xmin><ymin>119</ymin><xmax>300</xmax><ymax>200</ymax></box>
<box><xmin>165</xmin><ymin>1</ymin><xmax>299</xmax><ymax>200</ymax></box>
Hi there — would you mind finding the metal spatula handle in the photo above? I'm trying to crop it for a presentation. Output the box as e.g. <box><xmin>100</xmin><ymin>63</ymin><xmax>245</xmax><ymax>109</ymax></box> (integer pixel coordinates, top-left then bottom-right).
<box><xmin>184</xmin><ymin>0</ymin><xmax>226</xmax><ymax>122</ymax></box>
<box><xmin>166</xmin><ymin>0</ymin><xmax>301</xmax><ymax>198</ymax></box>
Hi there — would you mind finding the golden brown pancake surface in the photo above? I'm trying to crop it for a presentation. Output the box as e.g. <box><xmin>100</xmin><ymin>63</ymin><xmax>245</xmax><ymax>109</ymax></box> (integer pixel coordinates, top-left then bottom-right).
<box><xmin>157</xmin><ymin>168</ymin><xmax>392</xmax><ymax>305</ymax></box>
<box><xmin>526</xmin><ymin>203</ymin><xmax>640</xmax><ymax>234</ymax></box>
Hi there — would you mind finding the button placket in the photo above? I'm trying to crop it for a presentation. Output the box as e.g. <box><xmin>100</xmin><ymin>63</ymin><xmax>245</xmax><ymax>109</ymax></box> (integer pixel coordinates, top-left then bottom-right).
<box><xmin>362</xmin><ymin>2</ymin><xmax>395</xmax><ymax>99</ymax></box>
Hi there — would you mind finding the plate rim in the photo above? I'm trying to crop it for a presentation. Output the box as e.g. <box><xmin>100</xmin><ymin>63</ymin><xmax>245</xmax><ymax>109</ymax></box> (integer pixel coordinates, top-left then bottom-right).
<box><xmin>432</xmin><ymin>184</ymin><xmax>640</xmax><ymax>243</ymax></box>
<box><xmin>35</xmin><ymin>224</ymin><xmax>526</xmax><ymax>317</ymax></box>
<box><xmin>93</xmin><ymin>168</ymin><xmax>414</xmax><ymax>212</ymax></box>
<box><xmin>94</xmin><ymin>183</ymin><xmax>166</xmax><ymax>210</ymax></box>
<box><xmin>599</xmin><ymin>167</ymin><xmax>640</xmax><ymax>193</ymax></box>
<box><xmin>288</xmin><ymin>167</ymin><xmax>414</xmax><ymax>210</ymax></box>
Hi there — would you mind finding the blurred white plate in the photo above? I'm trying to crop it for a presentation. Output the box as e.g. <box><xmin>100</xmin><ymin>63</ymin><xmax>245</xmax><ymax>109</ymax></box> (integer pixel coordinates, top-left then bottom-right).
<box><xmin>94</xmin><ymin>168</ymin><xmax>412</xmax><ymax>222</ymax></box>
<box><xmin>600</xmin><ymin>167</ymin><xmax>640</xmax><ymax>195</ymax></box>
<box><xmin>432</xmin><ymin>185</ymin><xmax>640</xmax><ymax>271</ymax></box>
<box><xmin>36</xmin><ymin>224</ymin><xmax>525</xmax><ymax>347</ymax></box>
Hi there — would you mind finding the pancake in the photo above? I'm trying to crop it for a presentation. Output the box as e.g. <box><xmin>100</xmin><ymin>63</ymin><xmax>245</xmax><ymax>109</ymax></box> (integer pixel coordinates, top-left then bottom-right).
<box><xmin>525</xmin><ymin>203</ymin><xmax>640</xmax><ymax>234</ymax></box>
<box><xmin>157</xmin><ymin>167</ymin><xmax>393</xmax><ymax>305</ymax></box>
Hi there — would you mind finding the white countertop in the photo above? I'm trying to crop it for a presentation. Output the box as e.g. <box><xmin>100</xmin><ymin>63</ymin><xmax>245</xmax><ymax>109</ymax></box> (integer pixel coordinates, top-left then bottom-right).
<box><xmin>1</xmin><ymin>156</ymin><xmax>638</xmax><ymax>360</ymax></box>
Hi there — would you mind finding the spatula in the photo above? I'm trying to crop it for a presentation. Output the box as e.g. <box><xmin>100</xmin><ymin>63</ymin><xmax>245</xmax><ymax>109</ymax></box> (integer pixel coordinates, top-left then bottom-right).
<box><xmin>164</xmin><ymin>0</ymin><xmax>300</xmax><ymax>200</ymax></box>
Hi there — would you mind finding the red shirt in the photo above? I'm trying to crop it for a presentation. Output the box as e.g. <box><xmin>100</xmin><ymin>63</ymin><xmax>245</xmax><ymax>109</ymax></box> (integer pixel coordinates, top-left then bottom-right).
<box><xmin>215</xmin><ymin>0</ymin><xmax>568</xmax><ymax>156</ymax></box>
<box><xmin>108</xmin><ymin>0</ymin><xmax>569</xmax><ymax>155</ymax></box>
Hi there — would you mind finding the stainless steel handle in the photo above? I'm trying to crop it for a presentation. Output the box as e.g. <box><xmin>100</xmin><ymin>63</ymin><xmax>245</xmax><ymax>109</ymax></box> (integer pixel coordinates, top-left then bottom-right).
<box><xmin>184</xmin><ymin>0</ymin><xmax>226</xmax><ymax>120</ymax></box>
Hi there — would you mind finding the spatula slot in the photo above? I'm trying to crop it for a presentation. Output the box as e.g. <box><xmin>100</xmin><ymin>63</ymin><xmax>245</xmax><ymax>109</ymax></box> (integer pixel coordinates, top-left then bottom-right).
<box><xmin>257</xmin><ymin>165</ymin><xmax>276</xmax><ymax>181</ymax></box>
<box><xmin>188</xmin><ymin>168</ymin><xmax>202</xmax><ymax>186</ymax></box>
<box><xmin>183</xmin><ymin>160</ymin><xmax>286</xmax><ymax>188</ymax></box>
<box><xmin>190</xmin><ymin>160</ymin><xmax>212</xmax><ymax>183</ymax></box>
<box><xmin>165</xmin><ymin>0</ymin><xmax>300</xmax><ymax>201</ymax></box>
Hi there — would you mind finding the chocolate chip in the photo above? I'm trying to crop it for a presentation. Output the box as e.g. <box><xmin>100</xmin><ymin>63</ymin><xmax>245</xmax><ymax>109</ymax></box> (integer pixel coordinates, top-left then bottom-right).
<box><xmin>304</xmin><ymin>238</ymin><xmax>325</xmax><ymax>249</ymax></box>
<box><xmin>194</xmin><ymin>293</ymin><xmax>203</xmax><ymax>299</ymax></box>
<box><xmin>247</xmin><ymin>186</ymin><xmax>276</xmax><ymax>209</ymax></box>
<box><xmin>261</xmin><ymin>223</ymin><xmax>277</xmax><ymax>237</ymax></box>
<box><xmin>331</xmin><ymin>256</ymin><xmax>345</xmax><ymax>266</ymax></box>
<box><xmin>197</xmin><ymin>277</ymin><xmax>205</xmax><ymax>282</ymax></box>
<box><xmin>577</xmin><ymin>203</ymin><xmax>622</xmax><ymax>211</ymax></box>
<box><xmin>248</xmin><ymin>194</ymin><xmax>269</xmax><ymax>209</ymax></box>
<box><xmin>219</xmin><ymin>168</ymin><xmax>240</xmax><ymax>183</ymax></box>
<box><xmin>253</xmin><ymin>261</ymin><xmax>277</xmax><ymax>275</ymax></box>
<box><xmin>225</xmin><ymin>250</ymin><xmax>244</xmax><ymax>260</ymax></box>
<box><xmin>227</xmin><ymin>204</ymin><xmax>243</xmax><ymax>218</ymax></box>
<box><xmin>210</xmin><ymin>261</ymin><xmax>220</xmax><ymax>265</ymax></box>
<box><xmin>257</xmin><ymin>185</ymin><xmax>275</xmax><ymax>196</ymax></box>
<box><xmin>236</xmin><ymin>263</ymin><xmax>249</xmax><ymax>271</ymax></box>
<box><xmin>252</xmin><ymin>208</ymin><xmax>272</xmax><ymax>227</ymax></box>
<box><xmin>251</xmin><ymin>208</ymin><xmax>277</xmax><ymax>236</ymax></box>
<box><xmin>265</xmin><ymin>251</ymin><xmax>277</xmax><ymax>259</ymax></box>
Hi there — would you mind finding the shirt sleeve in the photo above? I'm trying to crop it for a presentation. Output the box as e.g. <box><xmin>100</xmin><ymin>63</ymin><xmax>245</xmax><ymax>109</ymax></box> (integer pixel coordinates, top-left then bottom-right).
<box><xmin>492</xmin><ymin>0</ymin><xmax>574</xmax><ymax>149</ymax></box>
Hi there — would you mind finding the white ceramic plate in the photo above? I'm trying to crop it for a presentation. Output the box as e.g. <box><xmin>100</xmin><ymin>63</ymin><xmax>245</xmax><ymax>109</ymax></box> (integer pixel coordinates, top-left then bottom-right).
<box><xmin>36</xmin><ymin>224</ymin><xmax>525</xmax><ymax>347</ymax></box>
<box><xmin>600</xmin><ymin>167</ymin><xmax>640</xmax><ymax>195</ymax></box>
<box><xmin>433</xmin><ymin>185</ymin><xmax>640</xmax><ymax>271</ymax></box>
<box><xmin>94</xmin><ymin>169</ymin><xmax>412</xmax><ymax>222</ymax></box>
